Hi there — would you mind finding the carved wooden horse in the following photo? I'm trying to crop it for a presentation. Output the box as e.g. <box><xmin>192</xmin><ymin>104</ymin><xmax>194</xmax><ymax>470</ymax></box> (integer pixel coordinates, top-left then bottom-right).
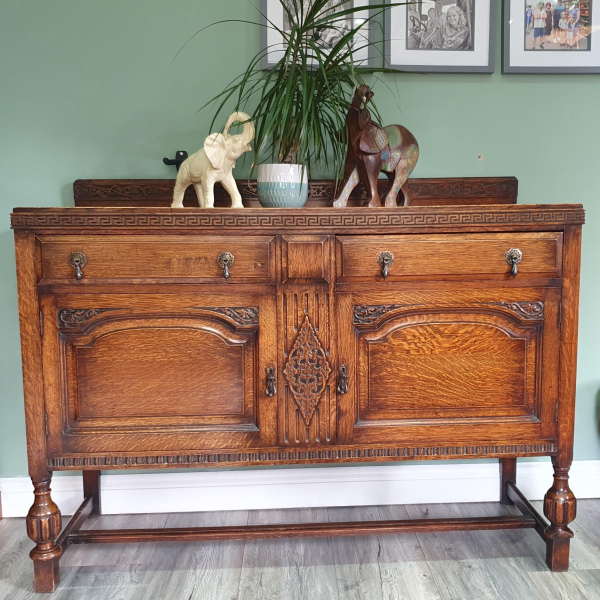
<box><xmin>333</xmin><ymin>85</ymin><xmax>419</xmax><ymax>208</ymax></box>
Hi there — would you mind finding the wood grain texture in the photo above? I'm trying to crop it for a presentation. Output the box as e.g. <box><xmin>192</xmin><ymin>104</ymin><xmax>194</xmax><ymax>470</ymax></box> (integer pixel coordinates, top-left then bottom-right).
<box><xmin>281</xmin><ymin>235</ymin><xmax>331</xmax><ymax>284</ymax></box>
<box><xmin>328</xmin><ymin>505</ymin><xmax>441</xmax><ymax>600</ymax></box>
<box><xmin>138</xmin><ymin>511</ymin><xmax>247</xmax><ymax>600</ymax></box>
<box><xmin>39</xmin><ymin>235</ymin><xmax>275</xmax><ymax>284</ymax></box>
<box><xmin>238</xmin><ymin>508</ymin><xmax>339</xmax><ymax>600</ymax></box>
<box><xmin>336</xmin><ymin>232</ymin><xmax>562</xmax><ymax>282</ymax></box>
<box><xmin>11</xmin><ymin>201</ymin><xmax>583</xmax><ymax>591</ymax></box>
<box><xmin>337</xmin><ymin>287</ymin><xmax>560</xmax><ymax>448</ymax></box>
<box><xmin>360</xmin><ymin>318</ymin><xmax>534</xmax><ymax>416</ymax></box>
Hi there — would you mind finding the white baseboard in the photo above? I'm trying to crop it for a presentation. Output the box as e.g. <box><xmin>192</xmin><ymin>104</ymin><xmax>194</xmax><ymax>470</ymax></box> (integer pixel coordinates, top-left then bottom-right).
<box><xmin>1</xmin><ymin>460</ymin><xmax>599</xmax><ymax>519</ymax></box>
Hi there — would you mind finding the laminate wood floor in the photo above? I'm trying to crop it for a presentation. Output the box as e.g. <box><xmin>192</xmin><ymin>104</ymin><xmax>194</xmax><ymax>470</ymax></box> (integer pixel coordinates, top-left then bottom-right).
<box><xmin>1</xmin><ymin>500</ymin><xmax>599</xmax><ymax>599</ymax></box>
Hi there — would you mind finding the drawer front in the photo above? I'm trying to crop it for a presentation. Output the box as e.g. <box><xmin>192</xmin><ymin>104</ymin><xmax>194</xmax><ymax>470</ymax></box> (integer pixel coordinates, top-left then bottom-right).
<box><xmin>39</xmin><ymin>235</ymin><xmax>275</xmax><ymax>283</ymax></box>
<box><xmin>336</xmin><ymin>232</ymin><xmax>562</xmax><ymax>282</ymax></box>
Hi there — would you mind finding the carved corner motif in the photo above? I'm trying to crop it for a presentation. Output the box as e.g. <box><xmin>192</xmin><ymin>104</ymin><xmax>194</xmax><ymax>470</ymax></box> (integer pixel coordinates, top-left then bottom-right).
<box><xmin>354</xmin><ymin>302</ymin><xmax>545</xmax><ymax>325</ymax></box>
<box><xmin>57</xmin><ymin>309</ymin><xmax>113</xmax><ymax>329</ymax></box>
<box><xmin>283</xmin><ymin>315</ymin><xmax>332</xmax><ymax>426</ymax></box>
<box><xmin>497</xmin><ymin>302</ymin><xmax>545</xmax><ymax>320</ymax></box>
<box><xmin>200</xmin><ymin>307</ymin><xmax>259</xmax><ymax>326</ymax></box>
<box><xmin>354</xmin><ymin>305</ymin><xmax>405</xmax><ymax>325</ymax></box>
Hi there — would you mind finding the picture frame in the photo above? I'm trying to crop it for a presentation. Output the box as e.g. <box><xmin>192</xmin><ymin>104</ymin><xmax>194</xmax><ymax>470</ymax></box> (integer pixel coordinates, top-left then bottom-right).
<box><xmin>260</xmin><ymin>0</ymin><xmax>375</xmax><ymax>69</ymax></box>
<box><xmin>385</xmin><ymin>0</ymin><xmax>497</xmax><ymax>73</ymax></box>
<box><xmin>503</xmin><ymin>0</ymin><xmax>599</xmax><ymax>73</ymax></box>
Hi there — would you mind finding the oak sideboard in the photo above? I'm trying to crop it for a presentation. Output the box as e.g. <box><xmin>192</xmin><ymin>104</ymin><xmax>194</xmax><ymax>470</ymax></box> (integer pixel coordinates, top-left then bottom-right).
<box><xmin>12</xmin><ymin>198</ymin><xmax>584</xmax><ymax>592</ymax></box>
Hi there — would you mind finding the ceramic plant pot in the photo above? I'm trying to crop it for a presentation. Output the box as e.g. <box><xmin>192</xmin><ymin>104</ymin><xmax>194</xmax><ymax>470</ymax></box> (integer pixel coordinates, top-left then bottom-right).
<box><xmin>257</xmin><ymin>164</ymin><xmax>309</xmax><ymax>208</ymax></box>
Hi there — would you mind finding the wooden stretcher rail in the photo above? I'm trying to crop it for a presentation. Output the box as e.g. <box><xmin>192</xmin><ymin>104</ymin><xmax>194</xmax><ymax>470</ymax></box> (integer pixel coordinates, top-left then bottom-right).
<box><xmin>65</xmin><ymin>515</ymin><xmax>536</xmax><ymax>545</ymax></box>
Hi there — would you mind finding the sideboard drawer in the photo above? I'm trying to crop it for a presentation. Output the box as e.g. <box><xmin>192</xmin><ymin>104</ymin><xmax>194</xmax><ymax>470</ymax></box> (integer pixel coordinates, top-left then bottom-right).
<box><xmin>336</xmin><ymin>232</ymin><xmax>562</xmax><ymax>282</ymax></box>
<box><xmin>39</xmin><ymin>235</ymin><xmax>275</xmax><ymax>283</ymax></box>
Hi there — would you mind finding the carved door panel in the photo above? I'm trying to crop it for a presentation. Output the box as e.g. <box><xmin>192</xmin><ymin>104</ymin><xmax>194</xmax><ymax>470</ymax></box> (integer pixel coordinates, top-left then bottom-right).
<box><xmin>336</xmin><ymin>287</ymin><xmax>561</xmax><ymax>453</ymax></box>
<box><xmin>40</xmin><ymin>292</ymin><xmax>277</xmax><ymax>462</ymax></box>
<box><xmin>277</xmin><ymin>289</ymin><xmax>337</xmax><ymax>446</ymax></box>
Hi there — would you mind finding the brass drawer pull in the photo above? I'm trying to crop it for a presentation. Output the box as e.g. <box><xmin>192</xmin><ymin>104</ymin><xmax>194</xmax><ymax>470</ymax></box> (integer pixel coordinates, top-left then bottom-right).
<box><xmin>265</xmin><ymin>366</ymin><xmax>276</xmax><ymax>397</ymax></box>
<box><xmin>69</xmin><ymin>252</ymin><xmax>87</xmax><ymax>281</ymax></box>
<box><xmin>217</xmin><ymin>251</ymin><xmax>235</xmax><ymax>280</ymax></box>
<box><xmin>337</xmin><ymin>365</ymin><xmax>349</xmax><ymax>395</ymax></box>
<box><xmin>505</xmin><ymin>248</ymin><xmax>523</xmax><ymax>277</ymax></box>
<box><xmin>377</xmin><ymin>251</ymin><xmax>394</xmax><ymax>279</ymax></box>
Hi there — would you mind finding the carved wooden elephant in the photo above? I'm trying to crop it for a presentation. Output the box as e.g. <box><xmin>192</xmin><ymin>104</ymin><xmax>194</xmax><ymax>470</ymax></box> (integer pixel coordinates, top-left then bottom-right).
<box><xmin>333</xmin><ymin>85</ymin><xmax>419</xmax><ymax>208</ymax></box>
<box><xmin>171</xmin><ymin>112</ymin><xmax>254</xmax><ymax>209</ymax></box>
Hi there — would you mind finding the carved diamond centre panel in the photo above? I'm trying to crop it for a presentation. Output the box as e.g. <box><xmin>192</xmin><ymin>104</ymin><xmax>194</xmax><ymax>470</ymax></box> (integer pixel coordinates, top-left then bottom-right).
<box><xmin>283</xmin><ymin>316</ymin><xmax>332</xmax><ymax>426</ymax></box>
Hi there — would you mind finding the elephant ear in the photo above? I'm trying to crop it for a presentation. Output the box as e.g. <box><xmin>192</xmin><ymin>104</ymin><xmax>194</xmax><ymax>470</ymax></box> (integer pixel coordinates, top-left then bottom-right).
<box><xmin>359</xmin><ymin>124</ymin><xmax>389</xmax><ymax>154</ymax></box>
<box><xmin>204</xmin><ymin>133</ymin><xmax>226</xmax><ymax>170</ymax></box>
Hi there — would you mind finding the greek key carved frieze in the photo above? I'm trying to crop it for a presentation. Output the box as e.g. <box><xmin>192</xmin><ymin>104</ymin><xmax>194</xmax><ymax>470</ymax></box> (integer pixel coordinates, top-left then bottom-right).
<box><xmin>11</xmin><ymin>207</ymin><xmax>585</xmax><ymax>230</ymax></box>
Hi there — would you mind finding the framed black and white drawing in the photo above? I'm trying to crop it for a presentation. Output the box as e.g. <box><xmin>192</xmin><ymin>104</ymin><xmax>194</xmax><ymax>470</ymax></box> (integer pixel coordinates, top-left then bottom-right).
<box><xmin>503</xmin><ymin>0</ymin><xmax>599</xmax><ymax>73</ymax></box>
<box><xmin>260</xmin><ymin>0</ymin><xmax>374</xmax><ymax>69</ymax></box>
<box><xmin>385</xmin><ymin>0</ymin><xmax>497</xmax><ymax>73</ymax></box>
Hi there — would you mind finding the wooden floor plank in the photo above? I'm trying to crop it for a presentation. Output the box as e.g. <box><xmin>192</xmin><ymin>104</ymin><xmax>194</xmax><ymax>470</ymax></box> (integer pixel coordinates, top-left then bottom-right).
<box><xmin>329</xmin><ymin>505</ymin><xmax>442</xmax><ymax>600</ymax></box>
<box><xmin>571</xmin><ymin>499</ymin><xmax>600</xmax><ymax>549</ymax></box>
<box><xmin>133</xmin><ymin>510</ymin><xmax>247</xmax><ymax>600</ymax></box>
<box><xmin>406</xmin><ymin>503</ymin><xmax>508</xmax><ymax>600</ymax></box>
<box><xmin>61</xmin><ymin>512</ymin><xmax>170</xmax><ymax>568</ymax></box>
<box><xmin>527</xmin><ymin>569</ymin><xmax>600</xmax><ymax>600</ymax></box>
<box><xmin>1</xmin><ymin>501</ymin><xmax>599</xmax><ymax>599</ymax></box>
<box><xmin>0</xmin><ymin>519</ymin><xmax>79</xmax><ymax>600</ymax></box>
<box><xmin>529</xmin><ymin>500</ymin><xmax>600</xmax><ymax>571</ymax></box>
<box><xmin>452</xmin><ymin>502</ymin><xmax>546</xmax><ymax>600</ymax></box>
<box><xmin>238</xmin><ymin>507</ymin><xmax>339</xmax><ymax>600</ymax></box>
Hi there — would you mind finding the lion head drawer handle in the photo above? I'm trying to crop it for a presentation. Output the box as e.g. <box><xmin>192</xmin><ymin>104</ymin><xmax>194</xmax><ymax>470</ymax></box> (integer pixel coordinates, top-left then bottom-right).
<box><xmin>337</xmin><ymin>365</ymin><xmax>349</xmax><ymax>395</ymax></box>
<box><xmin>377</xmin><ymin>251</ymin><xmax>394</xmax><ymax>280</ymax></box>
<box><xmin>505</xmin><ymin>248</ymin><xmax>523</xmax><ymax>277</ymax></box>
<box><xmin>68</xmin><ymin>252</ymin><xmax>87</xmax><ymax>281</ymax></box>
<box><xmin>217</xmin><ymin>251</ymin><xmax>235</xmax><ymax>280</ymax></box>
<box><xmin>265</xmin><ymin>366</ymin><xmax>277</xmax><ymax>397</ymax></box>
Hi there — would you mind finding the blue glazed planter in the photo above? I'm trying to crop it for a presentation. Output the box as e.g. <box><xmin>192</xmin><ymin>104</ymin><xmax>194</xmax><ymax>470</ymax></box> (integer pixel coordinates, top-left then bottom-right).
<box><xmin>257</xmin><ymin>164</ymin><xmax>309</xmax><ymax>208</ymax></box>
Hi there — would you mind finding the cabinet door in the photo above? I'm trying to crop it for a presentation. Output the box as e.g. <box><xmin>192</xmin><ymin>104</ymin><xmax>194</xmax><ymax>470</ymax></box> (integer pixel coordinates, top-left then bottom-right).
<box><xmin>40</xmin><ymin>292</ymin><xmax>277</xmax><ymax>463</ymax></box>
<box><xmin>336</xmin><ymin>287</ymin><xmax>560</xmax><ymax>453</ymax></box>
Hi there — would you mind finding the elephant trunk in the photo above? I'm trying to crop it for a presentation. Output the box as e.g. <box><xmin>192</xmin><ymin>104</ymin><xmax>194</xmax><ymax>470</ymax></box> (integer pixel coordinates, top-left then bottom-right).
<box><xmin>223</xmin><ymin>112</ymin><xmax>255</xmax><ymax>144</ymax></box>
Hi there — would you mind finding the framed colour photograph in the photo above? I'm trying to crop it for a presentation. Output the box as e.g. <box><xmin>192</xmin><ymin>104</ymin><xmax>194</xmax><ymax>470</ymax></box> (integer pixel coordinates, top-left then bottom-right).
<box><xmin>385</xmin><ymin>0</ymin><xmax>497</xmax><ymax>72</ymax></box>
<box><xmin>260</xmin><ymin>0</ymin><xmax>374</xmax><ymax>69</ymax></box>
<box><xmin>503</xmin><ymin>1</ymin><xmax>599</xmax><ymax>73</ymax></box>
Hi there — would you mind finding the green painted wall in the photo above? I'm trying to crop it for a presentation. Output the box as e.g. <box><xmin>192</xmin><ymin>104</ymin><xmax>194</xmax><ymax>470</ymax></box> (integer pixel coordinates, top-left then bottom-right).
<box><xmin>0</xmin><ymin>1</ymin><xmax>598</xmax><ymax>478</ymax></box>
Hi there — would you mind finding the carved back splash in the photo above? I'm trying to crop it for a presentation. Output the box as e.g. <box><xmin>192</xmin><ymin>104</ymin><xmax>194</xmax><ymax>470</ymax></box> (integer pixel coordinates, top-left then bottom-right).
<box><xmin>73</xmin><ymin>177</ymin><xmax>518</xmax><ymax>208</ymax></box>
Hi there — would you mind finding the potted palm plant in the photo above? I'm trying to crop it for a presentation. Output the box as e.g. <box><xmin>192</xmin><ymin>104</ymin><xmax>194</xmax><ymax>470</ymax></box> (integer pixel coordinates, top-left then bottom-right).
<box><xmin>202</xmin><ymin>0</ymin><xmax>403</xmax><ymax>207</ymax></box>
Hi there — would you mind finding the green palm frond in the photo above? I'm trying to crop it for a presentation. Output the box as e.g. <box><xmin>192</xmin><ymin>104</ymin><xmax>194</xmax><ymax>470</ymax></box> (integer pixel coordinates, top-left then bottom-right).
<box><xmin>200</xmin><ymin>0</ymin><xmax>409</xmax><ymax>177</ymax></box>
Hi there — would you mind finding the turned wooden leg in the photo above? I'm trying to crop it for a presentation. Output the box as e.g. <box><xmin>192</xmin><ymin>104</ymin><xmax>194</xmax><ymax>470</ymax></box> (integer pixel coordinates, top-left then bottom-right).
<box><xmin>499</xmin><ymin>458</ymin><xmax>517</xmax><ymax>505</ymax></box>
<box><xmin>544</xmin><ymin>457</ymin><xmax>576</xmax><ymax>571</ymax></box>
<box><xmin>83</xmin><ymin>470</ymin><xmax>101</xmax><ymax>516</ymax></box>
<box><xmin>26</xmin><ymin>476</ymin><xmax>62</xmax><ymax>593</ymax></box>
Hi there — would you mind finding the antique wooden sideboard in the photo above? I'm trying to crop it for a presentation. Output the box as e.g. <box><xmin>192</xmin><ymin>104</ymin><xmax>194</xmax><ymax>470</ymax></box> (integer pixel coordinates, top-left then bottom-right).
<box><xmin>12</xmin><ymin>178</ymin><xmax>584</xmax><ymax>592</ymax></box>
